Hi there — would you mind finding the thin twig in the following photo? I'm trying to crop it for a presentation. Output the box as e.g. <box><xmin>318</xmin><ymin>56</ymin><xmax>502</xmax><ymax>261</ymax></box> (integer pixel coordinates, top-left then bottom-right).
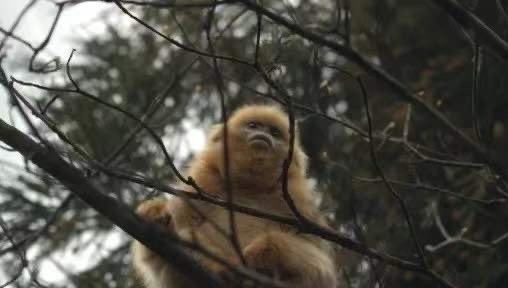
<box><xmin>472</xmin><ymin>43</ymin><xmax>483</xmax><ymax>141</ymax></box>
<box><xmin>0</xmin><ymin>194</ymin><xmax>75</xmax><ymax>257</ymax></box>
<box><xmin>205</xmin><ymin>2</ymin><xmax>246</xmax><ymax>265</ymax></box>
<box><xmin>429</xmin><ymin>0</ymin><xmax>508</xmax><ymax>59</ymax></box>
<box><xmin>0</xmin><ymin>0</ymin><xmax>37</xmax><ymax>51</ymax></box>
<box><xmin>112</xmin><ymin>0</ymin><xmax>251</xmax><ymax>67</ymax></box>
<box><xmin>236</xmin><ymin>0</ymin><xmax>507</xmax><ymax>180</ymax></box>
<box><xmin>426</xmin><ymin>202</ymin><xmax>508</xmax><ymax>252</ymax></box>
<box><xmin>359</xmin><ymin>76</ymin><xmax>456</xmax><ymax>288</ymax></box>
<box><xmin>0</xmin><ymin>216</ymin><xmax>27</xmax><ymax>288</ymax></box>
<box><xmin>29</xmin><ymin>5</ymin><xmax>63</xmax><ymax>73</ymax></box>
<box><xmin>353</xmin><ymin>176</ymin><xmax>506</xmax><ymax>205</ymax></box>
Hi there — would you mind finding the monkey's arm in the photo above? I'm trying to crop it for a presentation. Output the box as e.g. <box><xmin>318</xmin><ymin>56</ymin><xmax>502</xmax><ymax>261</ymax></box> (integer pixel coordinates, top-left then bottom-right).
<box><xmin>243</xmin><ymin>231</ymin><xmax>337</xmax><ymax>288</ymax></box>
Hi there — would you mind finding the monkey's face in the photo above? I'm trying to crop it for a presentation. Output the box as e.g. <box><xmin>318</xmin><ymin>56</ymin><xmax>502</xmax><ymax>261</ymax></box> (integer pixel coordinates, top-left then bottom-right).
<box><xmin>242</xmin><ymin>120</ymin><xmax>286</xmax><ymax>152</ymax></box>
<box><xmin>226</xmin><ymin>117</ymin><xmax>288</xmax><ymax>168</ymax></box>
<box><xmin>222</xmin><ymin>118</ymin><xmax>288</xmax><ymax>189</ymax></box>
<box><xmin>207</xmin><ymin>105</ymin><xmax>308</xmax><ymax>190</ymax></box>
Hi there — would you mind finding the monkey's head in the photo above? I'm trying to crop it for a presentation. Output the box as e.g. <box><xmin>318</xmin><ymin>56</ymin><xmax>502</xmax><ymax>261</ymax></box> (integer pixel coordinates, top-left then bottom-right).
<box><xmin>207</xmin><ymin>104</ymin><xmax>307</xmax><ymax>190</ymax></box>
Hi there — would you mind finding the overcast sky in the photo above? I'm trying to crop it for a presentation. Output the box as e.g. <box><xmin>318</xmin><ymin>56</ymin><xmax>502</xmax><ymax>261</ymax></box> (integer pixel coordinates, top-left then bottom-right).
<box><xmin>0</xmin><ymin>0</ymin><xmax>111</xmax><ymax>170</ymax></box>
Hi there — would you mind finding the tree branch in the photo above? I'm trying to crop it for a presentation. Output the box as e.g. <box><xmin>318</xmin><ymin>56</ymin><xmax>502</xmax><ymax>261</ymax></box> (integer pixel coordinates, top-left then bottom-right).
<box><xmin>429</xmin><ymin>0</ymin><xmax>508</xmax><ymax>59</ymax></box>
<box><xmin>0</xmin><ymin>118</ymin><xmax>222</xmax><ymax>288</ymax></box>
<box><xmin>235</xmin><ymin>0</ymin><xmax>507</xmax><ymax>180</ymax></box>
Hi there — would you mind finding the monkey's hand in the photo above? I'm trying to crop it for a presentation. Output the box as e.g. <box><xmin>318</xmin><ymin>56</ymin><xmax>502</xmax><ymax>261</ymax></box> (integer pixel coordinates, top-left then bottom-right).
<box><xmin>136</xmin><ymin>198</ymin><xmax>175</xmax><ymax>231</ymax></box>
<box><xmin>132</xmin><ymin>198</ymin><xmax>177</xmax><ymax>277</ymax></box>
<box><xmin>243</xmin><ymin>231</ymin><xmax>336</xmax><ymax>288</ymax></box>
<box><xmin>133</xmin><ymin>199</ymin><xmax>174</xmax><ymax>257</ymax></box>
<box><xmin>243</xmin><ymin>232</ymin><xmax>298</xmax><ymax>282</ymax></box>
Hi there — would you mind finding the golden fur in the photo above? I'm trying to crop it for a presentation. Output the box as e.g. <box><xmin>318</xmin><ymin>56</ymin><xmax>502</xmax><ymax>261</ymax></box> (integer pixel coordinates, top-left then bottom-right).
<box><xmin>131</xmin><ymin>104</ymin><xmax>337</xmax><ymax>288</ymax></box>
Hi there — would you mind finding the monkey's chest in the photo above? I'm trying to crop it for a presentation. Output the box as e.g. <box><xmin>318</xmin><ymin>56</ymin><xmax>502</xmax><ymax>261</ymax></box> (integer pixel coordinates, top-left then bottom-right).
<box><xmin>197</xmin><ymin>194</ymin><xmax>292</xmax><ymax>248</ymax></box>
<box><xmin>220</xmin><ymin>195</ymin><xmax>290</xmax><ymax>240</ymax></box>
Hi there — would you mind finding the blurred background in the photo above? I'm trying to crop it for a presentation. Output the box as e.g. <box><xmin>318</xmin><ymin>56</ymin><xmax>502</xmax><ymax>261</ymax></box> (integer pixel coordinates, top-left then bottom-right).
<box><xmin>1</xmin><ymin>0</ymin><xmax>508</xmax><ymax>287</ymax></box>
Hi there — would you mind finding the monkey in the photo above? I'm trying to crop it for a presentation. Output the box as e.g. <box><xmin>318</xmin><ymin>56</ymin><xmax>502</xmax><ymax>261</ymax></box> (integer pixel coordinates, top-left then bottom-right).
<box><xmin>131</xmin><ymin>104</ymin><xmax>337</xmax><ymax>288</ymax></box>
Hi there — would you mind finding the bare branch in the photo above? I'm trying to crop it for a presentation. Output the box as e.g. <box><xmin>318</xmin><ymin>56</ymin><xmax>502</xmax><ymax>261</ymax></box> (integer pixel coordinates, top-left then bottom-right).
<box><xmin>360</xmin><ymin>76</ymin><xmax>457</xmax><ymax>288</ymax></box>
<box><xmin>0</xmin><ymin>0</ymin><xmax>37</xmax><ymax>51</ymax></box>
<box><xmin>205</xmin><ymin>2</ymin><xmax>246</xmax><ymax>265</ymax></box>
<box><xmin>426</xmin><ymin>202</ymin><xmax>508</xmax><ymax>252</ymax></box>
<box><xmin>0</xmin><ymin>118</ymin><xmax>223</xmax><ymax>287</ymax></box>
<box><xmin>429</xmin><ymin>0</ymin><xmax>508</xmax><ymax>59</ymax></box>
<box><xmin>235</xmin><ymin>0</ymin><xmax>507</xmax><ymax>180</ymax></box>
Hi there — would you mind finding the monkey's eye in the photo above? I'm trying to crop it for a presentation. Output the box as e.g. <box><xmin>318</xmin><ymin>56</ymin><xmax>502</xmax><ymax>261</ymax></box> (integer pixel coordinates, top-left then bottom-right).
<box><xmin>270</xmin><ymin>127</ymin><xmax>281</xmax><ymax>138</ymax></box>
<box><xmin>247</xmin><ymin>121</ymin><xmax>260</xmax><ymax>129</ymax></box>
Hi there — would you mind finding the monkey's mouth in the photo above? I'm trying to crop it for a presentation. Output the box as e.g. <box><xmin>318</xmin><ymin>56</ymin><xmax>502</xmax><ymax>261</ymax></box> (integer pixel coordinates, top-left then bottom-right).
<box><xmin>248</xmin><ymin>134</ymin><xmax>272</xmax><ymax>149</ymax></box>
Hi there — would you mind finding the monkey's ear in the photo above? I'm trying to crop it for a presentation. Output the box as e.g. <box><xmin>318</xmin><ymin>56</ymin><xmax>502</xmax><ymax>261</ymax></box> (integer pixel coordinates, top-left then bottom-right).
<box><xmin>208</xmin><ymin>124</ymin><xmax>224</xmax><ymax>143</ymax></box>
